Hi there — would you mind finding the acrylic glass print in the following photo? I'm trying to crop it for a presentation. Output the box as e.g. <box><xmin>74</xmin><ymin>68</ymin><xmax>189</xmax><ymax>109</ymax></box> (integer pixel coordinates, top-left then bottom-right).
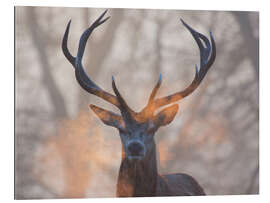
<box><xmin>15</xmin><ymin>6</ymin><xmax>259</xmax><ymax>199</ymax></box>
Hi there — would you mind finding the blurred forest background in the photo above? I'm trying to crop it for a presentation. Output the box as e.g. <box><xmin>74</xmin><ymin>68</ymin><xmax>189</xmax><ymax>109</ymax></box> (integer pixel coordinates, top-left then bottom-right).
<box><xmin>15</xmin><ymin>7</ymin><xmax>259</xmax><ymax>199</ymax></box>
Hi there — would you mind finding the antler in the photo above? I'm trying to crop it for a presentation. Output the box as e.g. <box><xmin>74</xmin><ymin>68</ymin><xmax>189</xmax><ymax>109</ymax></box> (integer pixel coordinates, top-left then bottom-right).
<box><xmin>62</xmin><ymin>11</ymin><xmax>216</xmax><ymax>124</ymax></box>
<box><xmin>112</xmin><ymin>76</ymin><xmax>136</xmax><ymax>126</ymax></box>
<box><xmin>148</xmin><ymin>19</ymin><xmax>216</xmax><ymax>112</ymax></box>
<box><xmin>62</xmin><ymin>10</ymin><xmax>121</xmax><ymax>109</ymax></box>
<box><xmin>140</xmin><ymin>74</ymin><xmax>162</xmax><ymax>118</ymax></box>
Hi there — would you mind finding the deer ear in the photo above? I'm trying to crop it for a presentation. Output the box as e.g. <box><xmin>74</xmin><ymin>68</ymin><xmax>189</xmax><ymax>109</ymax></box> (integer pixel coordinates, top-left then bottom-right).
<box><xmin>89</xmin><ymin>104</ymin><xmax>124</xmax><ymax>129</ymax></box>
<box><xmin>153</xmin><ymin>104</ymin><xmax>179</xmax><ymax>128</ymax></box>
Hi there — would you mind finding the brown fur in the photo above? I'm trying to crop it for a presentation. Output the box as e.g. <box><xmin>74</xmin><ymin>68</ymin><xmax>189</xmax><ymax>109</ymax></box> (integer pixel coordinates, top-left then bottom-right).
<box><xmin>117</xmin><ymin>144</ymin><xmax>205</xmax><ymax>197</ymax></box>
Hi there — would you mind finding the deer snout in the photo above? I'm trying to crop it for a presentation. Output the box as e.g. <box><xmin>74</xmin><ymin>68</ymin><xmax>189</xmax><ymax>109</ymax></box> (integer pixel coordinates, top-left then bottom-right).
<box><xmin>127</xmin><ymin>142</ymin><xmax>145</xmax><ymax>157</ymax></box>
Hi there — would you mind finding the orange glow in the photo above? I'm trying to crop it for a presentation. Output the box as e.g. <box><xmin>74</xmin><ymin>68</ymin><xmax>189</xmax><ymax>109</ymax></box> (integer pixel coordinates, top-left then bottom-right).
<box><xmin>158</xmin><ymin>141</ymin><xmax>172</xmax><ymax>168</ymax></box>
<box><xmin>33</xmin><ymin>111</ymin><xmax>120</xmax><ymax>198</ymax></box>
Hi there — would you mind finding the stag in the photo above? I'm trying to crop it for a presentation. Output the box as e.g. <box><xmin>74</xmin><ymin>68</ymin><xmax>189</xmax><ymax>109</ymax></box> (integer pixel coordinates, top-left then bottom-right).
<box><xmin>62</xmin><ymin>10</ymin><xmax>216</xmax><ymax>197</ymax></box>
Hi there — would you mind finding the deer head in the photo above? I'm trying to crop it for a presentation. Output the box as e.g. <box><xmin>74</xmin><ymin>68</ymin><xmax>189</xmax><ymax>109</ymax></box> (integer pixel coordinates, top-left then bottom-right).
<box><xmin>62</xmin><ymin>10</ymin><xmax>216</xmax><ymax>162</ymax></box>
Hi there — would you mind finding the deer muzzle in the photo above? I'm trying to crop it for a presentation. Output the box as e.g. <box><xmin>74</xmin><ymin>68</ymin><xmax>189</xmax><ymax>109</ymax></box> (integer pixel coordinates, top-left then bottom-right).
<box><xmin>127</xmin><ymin>141</ymin><xmax>145</xmax><ymax>161</ymax></box>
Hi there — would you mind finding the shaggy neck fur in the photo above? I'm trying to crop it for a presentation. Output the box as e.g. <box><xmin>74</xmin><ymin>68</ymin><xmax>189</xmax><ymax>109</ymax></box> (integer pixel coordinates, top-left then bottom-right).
<box><xmin>116</xmin><ymin>144</ymin><xmax>158</xmax><ymax>197</ymax></box>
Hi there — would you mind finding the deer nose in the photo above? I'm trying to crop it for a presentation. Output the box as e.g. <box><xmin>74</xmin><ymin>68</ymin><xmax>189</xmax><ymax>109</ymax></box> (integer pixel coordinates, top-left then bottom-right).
<box><xmin>127</xmin><ymin>142</ymin><xmax>144</xmax><ymax>156</ymax></box>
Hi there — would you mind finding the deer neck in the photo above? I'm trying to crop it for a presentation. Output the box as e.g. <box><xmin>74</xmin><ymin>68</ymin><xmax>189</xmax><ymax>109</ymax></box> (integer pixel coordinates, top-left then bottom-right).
<box><xmin>116</xmin><ymin>144</ymin><xmax>158</xmax><ymax>197</ymax></box>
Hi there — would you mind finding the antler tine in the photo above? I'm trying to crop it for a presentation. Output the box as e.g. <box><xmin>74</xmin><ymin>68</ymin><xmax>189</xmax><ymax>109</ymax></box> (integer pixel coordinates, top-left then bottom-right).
<box><xmin>140</xmin><ymin>74</ymin><xmax>162</xmax><ymax>117</ymax></box>
<box><xmin>62</xmin><ymin>19</ymin><xmax>99</xmax><ymax>87</ymax></box>
<box><xmin>62</xmin><ymin>20</ymin><xmax>76</xmax><ymax>67</ymax></box>
<box><xmin>62</xmin><ymin>10</ymin><xmax>121</xmax><ymax>108</ymax></box>
<box><xmin>76</xmin><ymin>10</ymin><xmax>110</xmax><ymax>62</ymax></box>
<box><xmin>112</xmin><ymin>76</ymin><xmax>136</xmax><ymax>125</ymax></box>
<box><xmin>150</xmin><ymin>19</ymin><xmax>216</xmax><ymax>110</ymax></box>
<box><xmin>147</xmin><ymin>74</ymin><xmax>162</xmax><ymax>106</ymax></box>
<box><xmin>180</xmin><ymin>19</ymin><xmax>216</xmax><ymax>83</ymax></box>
